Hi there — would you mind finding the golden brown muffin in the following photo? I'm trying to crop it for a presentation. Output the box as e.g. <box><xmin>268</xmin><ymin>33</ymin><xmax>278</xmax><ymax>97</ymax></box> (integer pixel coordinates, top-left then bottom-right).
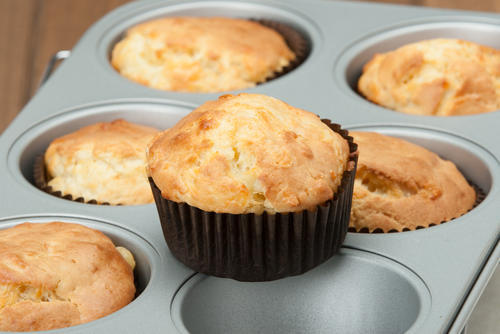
<box><xmin>111</xmin><ymin>17</ymin><xmax>295</xmax><ymax>93</ymax></box>
<box><xmin>0</xmin><ymin>222</ymin><xmax>135</xmax><ymax>332</ymax></box>
<box><xmin>350</xmin><ymin>131</ymin><xmax>476</xmax><ymax>232</ymax></box>
<box><xmin>358</xmin><ymin>39</ymin><xmax>500</xmax><ymax>116</ymax></box>
<box><xmin>45</xmin><ymin>119</ymin><xmax>159</xmax><ymax>205</ymax></box>
<box><xmin>147</xmin><ymin>93</ymin><xmax>350</xmax><ymax>214</ymax></box>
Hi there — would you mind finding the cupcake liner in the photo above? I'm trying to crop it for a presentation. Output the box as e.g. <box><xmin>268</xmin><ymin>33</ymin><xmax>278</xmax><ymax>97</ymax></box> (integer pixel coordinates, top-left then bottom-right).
<box><xmin>348</xmin><ymin>181</ymin><xmax>486</xmax><ymax>233</ymax></box>
<box><xmin>253</xmin><ymin>19</ymin><xmax>310</xmax><ymax>84</ymax></box>
<box><xmin>33</xmin><ymin>154</ymin><xmax>111</xmax><ymax>205</ymax></box>
<box><xmin>149</xmin><ymin>122</ymin><xmax>357</xmax><ymax>282</ymax></box>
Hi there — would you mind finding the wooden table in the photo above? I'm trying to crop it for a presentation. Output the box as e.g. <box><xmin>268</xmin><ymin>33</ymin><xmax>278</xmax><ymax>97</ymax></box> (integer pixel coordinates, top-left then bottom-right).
<box><xmin>0</xmin><ymin>1</ymin><xmax>498</xmax><ymax>333</ymax></box>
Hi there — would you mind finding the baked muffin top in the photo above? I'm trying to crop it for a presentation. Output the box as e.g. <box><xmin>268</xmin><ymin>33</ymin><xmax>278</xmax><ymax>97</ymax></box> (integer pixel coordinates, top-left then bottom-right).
<box><xmin>111</xmin><ymin>17</ymin><xmax>295</xmax><ymax>93</ymax></box>
<box><xmin>0</xmin><ymin>222</ymin><xmax>135</xmax><ymax>332</ymax></box>
<box><xmin>350</xmin><ymin>131</ymin><xmax>476</xmax><ymax>232</ymax></box>
<box><xmin>45</xmin><ymin>119</ymin><xmax>158</xmax><ymax>205</ymax></box>
<box><xmin>147</xmin><ymin>93</ymin><xmax>350</xmax><ymax>214</ymax></box>
<box><xmin>358</xmin><ymin>39</ymin><xmax>500</xmax><ymax>116</ymax></box>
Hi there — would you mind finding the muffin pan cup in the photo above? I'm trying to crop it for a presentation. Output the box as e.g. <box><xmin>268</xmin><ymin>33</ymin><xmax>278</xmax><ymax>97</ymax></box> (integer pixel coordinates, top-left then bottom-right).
<box><xmin>170</xmin><ymin>248</ymin><xmax>432</xmax><ymax>334</ymax></box>
<box><xmin>0</xmin><ymin>215</ymin><xmax>179</xmax><ymax>334</ymax></box>
<box><xmin>148</xmin><ymin>122</ymin><xmax>358</xmax><ymax>282</ymax></box>
<box><xmin>0</xmin><ymin>0</ymin><xmax>499</xmax><ymax>333</ymax></box>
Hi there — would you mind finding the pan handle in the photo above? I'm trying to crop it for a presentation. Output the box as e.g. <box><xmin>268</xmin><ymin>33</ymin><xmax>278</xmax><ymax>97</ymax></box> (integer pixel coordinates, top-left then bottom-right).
<box><xmin>38</xmin><ymin>50</ymin><xmax>71</xmax><ymax>88</ymax></box>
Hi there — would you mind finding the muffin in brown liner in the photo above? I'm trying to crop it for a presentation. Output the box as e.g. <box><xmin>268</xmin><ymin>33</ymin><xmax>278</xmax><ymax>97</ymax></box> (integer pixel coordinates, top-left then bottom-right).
<box><xmin>111</xmin><ymin>18</ymin><xmax>310</xmax><ymax>93</ymax></box>
<box><xmin>348</xmin><ymin>183</ymin><xmax>486</xmax><ymax>234</ymax></box>
<box><xmin>33</xmin><ymin>154</ymin><xmax>111</xmax><ymax>205</ymax></box>
<box><xmin>149</xmin><ymin>122</ymin><xmax>358</xmax><ymax>282</ymax></box>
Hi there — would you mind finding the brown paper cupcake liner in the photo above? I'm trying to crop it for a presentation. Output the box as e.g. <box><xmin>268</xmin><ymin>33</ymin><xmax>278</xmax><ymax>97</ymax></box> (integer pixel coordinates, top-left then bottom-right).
<box><xmin>33</xmin><ymin>154</ymin><xmax>112</xmax><ymax>205</ymax></box>
<box><xmin>149</xmin><ymin>122</ymin><xmax>357</xmax><ymax>282</ymax></box>
<box><xmin>253</xmin><ymin>19</ymin><xmax>310</xmax><ymax>84</ymax></box>
<box><xmin>348</xmin><ymin>182</ymin><xmax>486</xmax><ymax>234</ymax></box>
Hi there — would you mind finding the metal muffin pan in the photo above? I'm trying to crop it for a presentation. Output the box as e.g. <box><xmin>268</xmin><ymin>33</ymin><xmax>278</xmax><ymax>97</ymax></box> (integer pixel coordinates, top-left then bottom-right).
<box><xmin>0</xmin><ymin>0</ymin><xmax>498</xmax><ymax>333</ymax></box>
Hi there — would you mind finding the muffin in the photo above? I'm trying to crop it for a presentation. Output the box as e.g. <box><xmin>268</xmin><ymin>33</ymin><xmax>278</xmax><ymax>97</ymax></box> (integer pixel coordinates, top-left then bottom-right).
<box><xmin>111</xmin><ymin>17</ymin><xmax>296</xmax><ymax>93</ymax></box>
<box><xmin>358</xmin><ymin>39</ymin><xmax>500</xmax><ymax>116</ymax></box>
<box><xmin>147</xmin><ymin>93</ymin><xmax>358</xmax><ymax>281</ymax></box>
<box><xmin>0</xmin><ymin>222</ymin><xmax>135</xmax><ymax>332</ymax></box>
<box><xmin>39</xmin><ymin>119</ymin><xmax>158</xmax><ymax>205</ymax></box>
<box><xmin>350</xmin><ymin>131</ymin><xmax>476</xmax><ymax>232</ymax></box>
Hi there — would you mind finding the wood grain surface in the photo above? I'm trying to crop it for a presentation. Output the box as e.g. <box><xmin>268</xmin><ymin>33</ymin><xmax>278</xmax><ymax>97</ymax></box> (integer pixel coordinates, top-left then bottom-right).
<box><xmin>0</xmin><ymin>0</ymin><xmax>129</xmax><ymax>133</ymax></box>
<box><xmin>0</xmin><ymin>0</ymin><xmax>498</xmax><ymax>133</ymax></box>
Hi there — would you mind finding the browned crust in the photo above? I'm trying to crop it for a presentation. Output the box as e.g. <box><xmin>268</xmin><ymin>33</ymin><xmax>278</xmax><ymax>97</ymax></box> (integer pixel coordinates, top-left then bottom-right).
<box><xmin>0</xmin><ymin>222</ymin><xmax>135</xmax><ymax>331</ymax></box>
<box><xmin>111</xmin><ymin>17</ymin><xmax>298</xmax><ymax>93</ymax></box>
<box><xmin>147</xmin><ymin>93</ymin><xmax>351</xmax><ymax>214</ymax></box>
<box><xmin>41</xmin><ymin>119</ymin><xmax>158</xmax><ymax>205</ymax></box>
<box><xmin>358</xmin><ymin>39</ymin><xmax>500</xmax><ymax>116</ymax></box>
<box><xmin>349</xmin><ymin>131</ymin><xmax>477</xmax><ymax>233</ymax></box>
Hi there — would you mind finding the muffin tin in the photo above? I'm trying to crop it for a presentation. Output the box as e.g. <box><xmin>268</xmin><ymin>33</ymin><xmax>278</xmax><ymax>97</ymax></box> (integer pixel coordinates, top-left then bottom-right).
<box><xmin>0</xmin><ymin>0</ymin><xmax>499</xmax><ymax>333</ymax></box>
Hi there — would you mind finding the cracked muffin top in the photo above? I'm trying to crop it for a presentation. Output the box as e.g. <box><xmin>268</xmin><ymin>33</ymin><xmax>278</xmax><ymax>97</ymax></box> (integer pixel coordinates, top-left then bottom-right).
<box><xmin>44</xmin><ymin>119</ymin><xmax>158</xmax><ymax>205</ymax></box>
<box><xmin>147</xmin><ymin>93</ymin><xmax>350</xmax><ymax>214</ymax></box>
<box><xmin>0</xmin><ymin>222</ymin><xmax>135</xmax><ymax>332</ymax></box>
<box><xmin>358</xmin><ymin>39</ymin><xmax>500</xmax><ymax>116</ymax></box>
<box><xmin>350</xmin><ymin>131</ymin><xmax>476</xmax><ymax>232</ymax></box>
<box><xmin>111</xmin><ymin>17</ymin><xmax>295</xmax><ymax>93</ymax></box>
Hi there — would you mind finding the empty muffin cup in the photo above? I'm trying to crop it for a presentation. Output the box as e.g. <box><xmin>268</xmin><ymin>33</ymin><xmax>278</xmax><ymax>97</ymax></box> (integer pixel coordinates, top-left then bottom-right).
<box><xmin>149</xmin><ymin>121</ymin><xmax>358</xmax><ymax>282</ymax></box>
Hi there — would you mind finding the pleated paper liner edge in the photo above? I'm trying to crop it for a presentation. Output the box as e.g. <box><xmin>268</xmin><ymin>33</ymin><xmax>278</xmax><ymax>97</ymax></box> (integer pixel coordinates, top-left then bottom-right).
<box><xmin>149</xmin><ymin>121</ymin><xmax>358</xmax><ymax>282</ymax></box>
<box><xmin>33</xmin><ymin>154</ymin><xmax>113</xmax><ymax>206</ymax></box>
<box><xmin>253</xmin><ymin>19</ymin><xmax>310</xmax><ymax>84</ymax></box>
<box><xmin>348</xmin><ymin>182</ymin><xmax>486</xmax><ymax>234</ymax></box>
